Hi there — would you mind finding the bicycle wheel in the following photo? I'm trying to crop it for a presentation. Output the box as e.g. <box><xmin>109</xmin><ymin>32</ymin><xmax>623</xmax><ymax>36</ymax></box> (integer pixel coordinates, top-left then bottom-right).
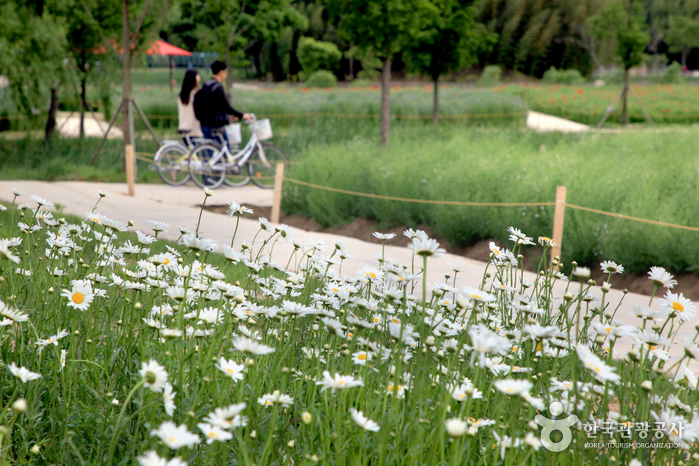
<box><xmin>188</xmin><ymin>144</ymin><xmax>226</xmax><ymax>190</ymax></box>
<box><xmin>223</xmin><ymin>147</ymin><xmax>252</xmax><ymax>188</ymax></box>
<box><xmin>154</xmin><ymin>143</ymin><xmax>190</xmax><ymax>186</ymax></box>
<box><xmin>248</xmin><ymin>143</ymin><xmax>289</xmax><ymax>189</ymax></box>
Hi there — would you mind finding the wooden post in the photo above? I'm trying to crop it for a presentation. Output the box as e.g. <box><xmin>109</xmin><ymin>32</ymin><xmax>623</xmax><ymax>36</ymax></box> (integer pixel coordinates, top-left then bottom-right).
<box><xmin>551</xmin><ymin>186</ymin><xmax>567</xmax><ymax>266</ymax></box>
<box><xmin>125</xmin><ymin>144</ymin><xmax>135</xmax><ymax>197</ymax></box>
<box><xmin>271</xmin><ymin>163</ymin><xmax>285</xmax><ymax>224</ymax></box>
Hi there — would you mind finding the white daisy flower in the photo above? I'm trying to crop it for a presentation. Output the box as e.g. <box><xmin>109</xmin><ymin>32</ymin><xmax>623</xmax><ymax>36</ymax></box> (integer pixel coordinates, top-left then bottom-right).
<box><xmin>659</xmin><ymin>292</ymin><xmax>696</xmax><ymax>322</ymax></box>
<box><xmin>648</xmin><ymin>266</ymin><xmax>677</xmax><ymax>289</ymax></box>
<box><xmin>61</xmin><ymin>280</ymin><xmax>95</xmax><ymax>311</ymax></box>
<box><xmin>7</xmin><ymin>363</ymin><xmax>42</xmax><ymax>383</ymax></box>
<box><xmin>137</xmin><ymin>450</ymin><xmax>188</xmax><ymax>466</ymax></box>
<box><xmin>257</xmin><ymin>390</ymin><xmax>293</xmax><ymax>408</ymax></box>
<box><xmin>444</xmin><ymin>418</ymin><xmax>468</xmax><ymax>437</ymax></box>
<box><xmin>232</xmin><ymin>336</ymin><xmax>275</xmax><ymax>355</ymax></box>
<box><xmin>600</xmin><ymin>261</ymin><xmax>624</xmax><ymax>274</ymax></box>
<box><xmin>316</xmin><ymin>371</ymin><xmax>364</xmax><ymax>393</ymax></box>
<box><xmin>216</xmin><ymin>358</ymin><xmax>245</xmax><ymax>381</ymax></box>
<box><xmin>139</xmin><ymin>360</ymin><xmax>169</xmax><ymax>393</ymax></box>
<box><xmin>197</xmin><ymin>423</ymin><xmax>233</xmax><ymax>444</ymax></box>
<box><xmin>150</xmin><ymin>421</ymin><xmax>201</xmax><ymax>449</ymax></box>
<box><xmin>349</xmin><ymin>408</ymin><xmax>380</xmax><ymax>431</ymax></box>
<box><xmin>409</xmin><ymin>237</ymin><xmax>446</xmax><ymax>258</ymax></box>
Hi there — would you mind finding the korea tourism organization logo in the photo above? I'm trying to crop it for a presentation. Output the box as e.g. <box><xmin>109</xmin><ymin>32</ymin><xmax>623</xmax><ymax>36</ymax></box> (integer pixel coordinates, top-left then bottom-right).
<box><xmin>534</xmin><ymin>401</ymin><xmax>578</xmax><ymax>452</ymax></box>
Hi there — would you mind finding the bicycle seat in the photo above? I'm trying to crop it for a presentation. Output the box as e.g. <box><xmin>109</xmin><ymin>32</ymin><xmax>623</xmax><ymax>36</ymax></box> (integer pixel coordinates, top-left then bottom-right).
<box><xmin>178</xmin><ymin>129</ymin><xmax>191</xmax><ymax>135</ymax></box>
<box><xmin>211</xmin><ymin>127</ymin><xmax>225</xmax><ymax>135</ymax></box>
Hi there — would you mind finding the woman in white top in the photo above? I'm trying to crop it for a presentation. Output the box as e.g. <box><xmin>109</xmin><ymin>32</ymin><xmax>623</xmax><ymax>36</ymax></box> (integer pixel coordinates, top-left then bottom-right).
<box><xmin>177</xmin><ymin>69</ymin><xmax>203</xmax><ymax>141</ymax></box>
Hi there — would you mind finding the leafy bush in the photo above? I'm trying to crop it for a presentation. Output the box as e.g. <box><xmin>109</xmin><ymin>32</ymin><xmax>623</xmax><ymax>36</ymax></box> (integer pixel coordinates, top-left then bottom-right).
<box><xmin>283</xmin><ymin>126</ymin><xmax>699</xmax><ymax>274</ymax></box>
<box><xmin>297</xmin><ymin>37</ymin><xmax>342</xmax><ymax>78</ymax></box>
<box><xmin>477</xmin><ymin>65</ymin><xmax>502</xmax><ymax>86</ymax></box>
<box><xmin>349</xmin><ymin>78</ymin><xmax>376</xmax><ymax>88</ymax></box>
<box><xmin>659</xmin><ymin>62</ymin><xmax>684</xmax><ymax>84</ymax></box>
<box><xmin>304</xmin><ymin>70</ymin><xmax>338</xmax><ymax>88</ymax></box>
<box><xmin>542</xmin><ymin>67</ymin><xmax>586</xmax><ymax>85</ymax></box>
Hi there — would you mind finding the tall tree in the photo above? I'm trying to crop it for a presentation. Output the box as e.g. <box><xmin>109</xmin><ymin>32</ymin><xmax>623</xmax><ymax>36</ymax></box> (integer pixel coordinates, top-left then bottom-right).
<box><xmin>592</xmin><ymin>0</ymin><xmax>649</xmax><ymax>124</ymax></box>
<box><xmin>407</xmin><ymin>0</ymin><xmax>496</xmax><ymax>124</ymax></box>
<box><xmin>179</xmin><ymin>0</ymin><xmax>306</xmax><ymax>87</ymax></box>
<box><xmin>0</xmin><ymin>0</ymin><xmax>70</xmax><ymax>142</ymax></box>
<box><xmin>82</xmin><ymin>0</ymin><xmax>171</xmax><ymax>163</ymax></box>
<box><xmin>652</xmin><ymin>0</ymin><xmax>699</xmax><ymax>67</ymax></box>
<box><xmin>331</xmin><ymin>0</ymin><xmax>428</xmax><ymax>145</ymax></box>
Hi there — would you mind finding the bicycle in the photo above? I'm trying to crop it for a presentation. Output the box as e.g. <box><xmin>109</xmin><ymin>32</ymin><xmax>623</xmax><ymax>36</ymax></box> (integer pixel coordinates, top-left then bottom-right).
<box><xmin>153</xmin><ymin>130</ymin><xmax>198</xmax><ymax>186</ymax></box>
<box><xmin>187</xmin><ymin>115</ymin><xmax>288</xmax><ymax>190</ymax></box>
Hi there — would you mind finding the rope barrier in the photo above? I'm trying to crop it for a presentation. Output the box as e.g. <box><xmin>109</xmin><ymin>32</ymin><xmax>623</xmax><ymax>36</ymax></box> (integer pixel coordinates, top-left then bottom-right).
<box><xmin>281</xmin><ymin>177</ymin><xmax>699</xmax><ymax>233</ymax></box>
<box><xmin>565</xmin><ymin>204</ymin><xmax>699</xmax><ymax>233</ymax></box>
<box><xmin>282</xmin><ymin>177</ymin><xmax>554</xmax><ymax>207</ymax></box>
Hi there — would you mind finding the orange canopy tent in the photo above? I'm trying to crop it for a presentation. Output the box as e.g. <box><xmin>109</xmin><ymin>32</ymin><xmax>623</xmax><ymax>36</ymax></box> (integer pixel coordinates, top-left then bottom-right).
<box><xmin>147</xmin><ymin>40</ymin><xmax>192</xmax><ymax>57</ymax></box>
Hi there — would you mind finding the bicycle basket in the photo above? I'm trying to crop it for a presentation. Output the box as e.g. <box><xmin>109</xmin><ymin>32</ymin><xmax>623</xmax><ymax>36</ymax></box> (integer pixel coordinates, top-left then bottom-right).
<box><xmin>224</xmin><ymin>123</ymin><xmax>242</xmax><ymax>144</ymax></box>
<box><xmin>250</xmin><ymin>118</ymin><xmax>273</xmax><ymax>141</ymax></box>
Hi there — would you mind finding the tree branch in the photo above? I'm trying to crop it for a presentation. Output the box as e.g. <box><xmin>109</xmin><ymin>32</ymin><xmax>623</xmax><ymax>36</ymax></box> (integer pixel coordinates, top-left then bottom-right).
<box><xmin>133</xmin><ymin>0</ymin><xmax>173</xmax><ymax>59</ymax></box>
<box><xmin>132</xmin><ymin>0</ymin><xmax>157</xmax><ymax>48</ymax></box>
<box><xmin>81</xmin><ymin>0</ymin><xmax>122</xmax><ymax>62</ymax></box>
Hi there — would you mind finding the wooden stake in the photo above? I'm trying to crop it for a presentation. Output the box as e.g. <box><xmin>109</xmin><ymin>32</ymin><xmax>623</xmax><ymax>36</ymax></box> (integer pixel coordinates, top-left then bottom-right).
<box><xmin>271</xmin><ymin>163</ymin><xmax>285</xmax><ymax>224</ymax></box>
<box><xmin>125</xmin><ymin>144</ymin><xmax>135</xmax><ymax>197</ymax></box>
<box><xmin>551</xmin><ymin>186</ymin><xmax>567</xmax><ymax>266</ymax></box>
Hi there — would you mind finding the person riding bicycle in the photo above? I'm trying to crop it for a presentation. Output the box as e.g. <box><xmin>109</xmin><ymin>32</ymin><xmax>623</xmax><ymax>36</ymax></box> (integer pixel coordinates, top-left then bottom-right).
<box><xmin>194</xmin><ymin>60</ymin><xmax>251</xmax><ymax>147</ymax></box>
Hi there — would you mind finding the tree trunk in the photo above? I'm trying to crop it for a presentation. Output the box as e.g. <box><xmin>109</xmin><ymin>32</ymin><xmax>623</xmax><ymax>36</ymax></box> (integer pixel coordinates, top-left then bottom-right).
<box><xmin>122</xmin><ymin>0</ymin><xmax>134</xmax><ymax>174</ymax></box>
<box><xmin>44</xmin><ymin>87</ymin><xmax>59</xmax><ymax>142</ymax></box>
<box><xmin>681</xmin><ymin>48</ymin><xmax>689</xmax><ymax>69</ymax></box>
<box><xmin>621</xmin><ymin>67</ymin><xmax>629</xmax><ymax>125</ymax></box>
<box><xmin>225</xmin><ymin>47</ymin><xmax>233</xmax><ymax>96</ymax></box>
<box><xmin>80</xmin><ymin>75</ymin><xmax>88</xmax><ymax>139</ymax></box>
<box><xmin>432</xmin><ymin>76</ymin><xmax>439</xmax><ymax>125</ymax></box>
<box><xmin>380</xmin><ymin>57</ymin><xmax>391</xmax><ymax>146</ymax></box>
<box><xmin>169</xmin><ymin>56</ymin><xmax>175</xmax><ymax>92</ymax></box>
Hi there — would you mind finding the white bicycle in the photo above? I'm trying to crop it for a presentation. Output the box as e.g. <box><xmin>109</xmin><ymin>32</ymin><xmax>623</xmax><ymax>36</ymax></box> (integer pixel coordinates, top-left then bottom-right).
<box><xmin>187</xmin><ymin>115</ymin><xmax>288</xmax><ymax>189</ymax></box>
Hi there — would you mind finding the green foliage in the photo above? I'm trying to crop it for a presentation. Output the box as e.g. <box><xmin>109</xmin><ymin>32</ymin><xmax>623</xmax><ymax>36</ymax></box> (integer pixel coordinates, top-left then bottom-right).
<box><xmin>616</xmin><ymin>22</ymin><xmax>649</xmax><ymax>70</ymax></box>
<box><xmin>502</xmin><ymin>83</ymin><xmax>699</xmax><ymax>125</ymax></box>
<box><xmin>406</xmin><ymin>0</ymin><xmax>496</xmax><ymax>81</ymax></box>
<box><xmin>349</xmin><ymin>78</ymin><xmax>377</xmax><ymax>87</ymax></box>
<box><xmin>477</xmin><ymin>65</ymin><xmax>502</xmax><ymax>86</ymax></box>
<box><xmin>542</xmin><ymin>67</ymin><xmax>586</xmax><ymax>85</ymax></box>
<box><xmin>297</xmin><ymin>36</ymin><xmax>342</xmax><ymax>77</ymax></box>
<box><xmin>659</xmin><ymin>61</ymin><xmax>685</xmax><ymax>83</ymax></box>
<box><xmin>304</xmin><ymin>70</ymin><xmax>337</xmax><ymax>88</ymax></box>
<box><xmin>283</xmin><ymin>125</ymin><xmax>699</xmax><ymax>273</ymax></box>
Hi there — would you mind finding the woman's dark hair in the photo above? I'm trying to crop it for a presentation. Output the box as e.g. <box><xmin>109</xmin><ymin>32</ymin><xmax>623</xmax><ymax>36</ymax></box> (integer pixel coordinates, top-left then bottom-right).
<box><xmin>179</xmin><ymin>69</ymin><xmax>199</xmax><ymax>105</ymax></box>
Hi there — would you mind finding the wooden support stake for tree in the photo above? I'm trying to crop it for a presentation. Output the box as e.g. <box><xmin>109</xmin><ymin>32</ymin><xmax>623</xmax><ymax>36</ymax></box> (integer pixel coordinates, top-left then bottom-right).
<box><xmin>551</xmin><ymin>186</ymin><xmax>567</xmax><ymax>267</ymax></box>
<box><xmin>125</xmin><ymin>144</ymin><xmax>136</xmax><ymax>197</ymax></box>
<box><xmin>271</xmin><ymin>163</ymin><xmax>285</xmax><ymax>224</ymax></box>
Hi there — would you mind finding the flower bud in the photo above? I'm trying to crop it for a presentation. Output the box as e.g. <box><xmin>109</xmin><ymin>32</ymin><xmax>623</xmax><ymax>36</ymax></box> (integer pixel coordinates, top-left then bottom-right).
<box><xmin>425</xmin><ymin>336</ymin><xmax>436</xmax><ymax>347</ymax></box>
<box><xmin>302</xmin><ymin>412</ymin><xmax>312</xmax><ymax>424</ymax></box>
<box><xmin>641</xmin><ymin>380</ymin><xmax>653</xmax><ymax>392</ymax></box>
<box><xmin>30</xmin><ymin>445</ymin><xmax>40</xmax><ymax>456</ymax></box>
<box><xmin>11</xmin><ymin>398</ymin><xmax>27</xmax><ymax>414</ymax></box>
<box><xmin>250</xmin><ymin>430</ymin><xmax>257</xmax><ymax>438</ymax></box>
<box><xmin>287</xmin><ymin>440</ymin><xmax>295</xmax><ymax>448</ymax></box>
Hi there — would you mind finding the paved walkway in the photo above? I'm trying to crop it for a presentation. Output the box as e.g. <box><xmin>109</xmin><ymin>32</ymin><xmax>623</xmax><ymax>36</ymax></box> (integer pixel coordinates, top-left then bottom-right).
<box><xmin>0</xmin><ymin>181</ymin><xmax>690</xmax><ymax>361</ymax></box>
<box><xmin>526</xmin><ymin>111</ymin><xmax>590</xmax><ymax>133</ymax></box>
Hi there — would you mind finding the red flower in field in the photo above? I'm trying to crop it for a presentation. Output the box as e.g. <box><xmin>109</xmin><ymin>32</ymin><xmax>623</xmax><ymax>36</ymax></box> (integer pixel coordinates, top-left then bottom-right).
<box><xmin>549</xmin><ymin>98</ymin><xmax>555</xmax><ymax>103</ymax></box>
<box><xmin>301</xmin><ymin>88</ymin><xmax>309</xmax><ymax>92</ymax></box>
<box><xmin>369</xmin><ymin>86</ymin><xmax>379</xmax><ymax>91</ymax></box>
<box><xmin>576</xmin><ymin>89</ymin><xmax>584</xmax><ymax>95</ymax></box>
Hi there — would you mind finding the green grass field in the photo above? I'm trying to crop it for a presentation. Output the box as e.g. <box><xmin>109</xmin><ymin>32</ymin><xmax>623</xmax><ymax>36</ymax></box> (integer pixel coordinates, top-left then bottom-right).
<box><xmin>282</xmin><ymin>124</ymin><xmax>699</xmax><ymax>274</ymax></box>
<box><xmin>498</xmin><ymin>83</ymin><xmax>699</xmax><ymax>125</ymax></box>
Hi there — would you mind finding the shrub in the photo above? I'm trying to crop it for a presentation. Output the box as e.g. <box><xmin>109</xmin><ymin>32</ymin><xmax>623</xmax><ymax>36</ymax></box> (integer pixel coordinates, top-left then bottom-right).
<box><xmin>542</xmin><ymin>67</ymin><xmax>586</xmax><ymax>85</ymax></box>
<box><xmin>297</xmin><ymin>37</ymin><xmax>342</xmax><ymax>78</ymax></box>
<box><xmin>477</xmin><ymin>65</ymin><xmax>502</xmax><ymax>86</ymax></box>
<box><xmin>304</xmin><ymin>70</ymin><xmax>337</xmax><ymax>88</ymax></box>
<box><xmin>659</xmin><ymin>62</ymin><xmax>684</xmax><ymax>84</ymax></box>
<box><xmin>349</xmin><ymin>79</ymin><xmax>375</xmax><ymax>88</ymax></box>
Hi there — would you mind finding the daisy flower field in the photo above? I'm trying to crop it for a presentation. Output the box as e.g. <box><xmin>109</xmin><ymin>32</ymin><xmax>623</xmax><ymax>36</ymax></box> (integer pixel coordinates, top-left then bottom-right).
<box><xmin>0</xmin><ymin>188</ymin><xmax>698</xmax><ymax>465</ymax></box>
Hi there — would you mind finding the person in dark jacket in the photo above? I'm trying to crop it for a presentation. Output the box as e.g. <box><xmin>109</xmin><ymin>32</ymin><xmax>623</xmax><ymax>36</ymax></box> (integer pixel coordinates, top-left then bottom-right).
<box><xmin>197</xmin><ymin>60</ymin><xmax>251</xmax><ymax>145</ymax></box>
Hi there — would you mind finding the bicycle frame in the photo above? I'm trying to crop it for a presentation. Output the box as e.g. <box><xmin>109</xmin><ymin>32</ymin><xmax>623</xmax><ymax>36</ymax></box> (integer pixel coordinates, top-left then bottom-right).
<box><xmin>200</xmin><ymin>131</ymin><xmax>271</xmax><ymax>172</ymax></box>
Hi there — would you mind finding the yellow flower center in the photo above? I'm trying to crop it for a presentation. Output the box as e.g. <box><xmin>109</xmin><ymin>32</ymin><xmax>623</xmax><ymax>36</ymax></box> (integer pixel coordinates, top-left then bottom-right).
<box><xmin>391</xmin><ymin>318</ymin><xmax>400</xmax><ymax>324</ymax></box>
<box><xmin>226</xmin><ymin>368</ymin><xmax>236</xmax><ymax>374</ymax></box>
<box><xmin>471</xmin><ymin>294</ymin><xmax>481</xmax><ymax>299</ymax></box>
<box><xmin>72</xmin><ymin>292</ymin><xmax>85</xmax><ymax>304</ymax></box>
<box><xmin>673</xmin><ymin>302</ymin><xmax>684</xmax><ymax>312</ymax></box>
<box><xmin>366</xmin><ymin>272</ymin><xmax>376</xmax><ymax>278</ymax></box>
<box><xmin>339</xmin><ymin>380</ymin><xmax>345</xmax><ymax>385</ymax></box>
<box><xmin>209</xmin><ymin>432</ymin><xmax>216</xmax><ymax>438</ymax></box>
<box><xmin>535</xmin><ymin>342</ymin><xmax>543</xmax><ymax>352</ymax></box>
<box><xmin>163</xmin><ymin>258</ymin><xmax>170</xmax><ymax>265</ymax></box>
<box><xmin>358</xmin><ymin>353</ymin><xmax>367</xmax><ymax>360</ymax></box>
